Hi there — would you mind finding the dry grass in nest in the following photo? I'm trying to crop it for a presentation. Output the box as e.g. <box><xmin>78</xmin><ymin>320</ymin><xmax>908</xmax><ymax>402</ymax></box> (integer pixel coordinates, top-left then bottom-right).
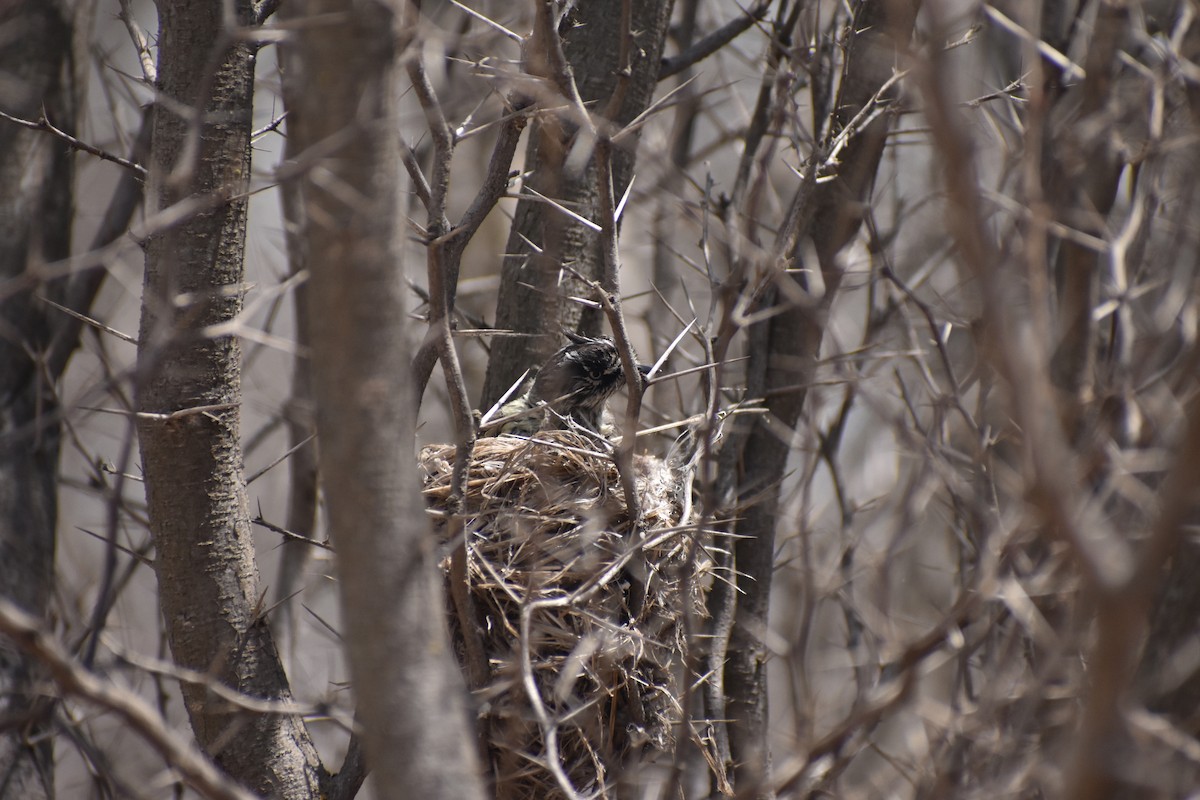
<box><xmin>420</xmin><ymin>431</ymin><xmax>712</xmax><ymax>799</ymax></box>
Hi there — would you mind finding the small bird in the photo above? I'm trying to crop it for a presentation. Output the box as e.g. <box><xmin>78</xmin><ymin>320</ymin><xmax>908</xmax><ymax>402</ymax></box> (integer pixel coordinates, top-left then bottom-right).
<box><xmin>497</xmin><ymin>333</ymin><xmax>650</xmax><ymax>436</ymax></box>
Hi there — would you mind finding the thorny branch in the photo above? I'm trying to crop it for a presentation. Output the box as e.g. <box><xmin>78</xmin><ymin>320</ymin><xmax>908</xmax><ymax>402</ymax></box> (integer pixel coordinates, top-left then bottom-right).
<box><xmin>594</xmin><ymin>137</ymin><xmax>644</xmax><ymax>530</ymax></box>
<box><xmin>37</xmin><ymin>2</ymin><xmax>1200</xmax><ymax>798</ymax></box>
<box><xmin>402</xmin><ymin>0</ymin><xmax>489</xmax><ymax>690</ymax></box>
<box><xmin>0</xmin><ymin>109</ymin><xmax>146</xmax><ymax>175</ymax></box>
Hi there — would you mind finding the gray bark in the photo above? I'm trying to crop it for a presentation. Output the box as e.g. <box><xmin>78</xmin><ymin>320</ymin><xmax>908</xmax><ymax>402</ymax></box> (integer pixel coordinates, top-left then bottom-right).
<box><xmin>716</xmin><ymin>0</ymin><xmax>919</xmax><ymax>793</ymax></box>
<box><xmin>135</xmin><ymin>2</ymin><xmax>326</xmax><ymax>796</ymax></box>
<box><xmin>281</xmin><ymin>1</ymin><xmax>487</xmax><ymax>798</ymax></box>
<box><xmin>0</xmin><ymin>4</ymin><xmax>75</xmax><ymax>798</ymax></box>
<box><xmin>480</xmin><ymin>0</ymin><xmax>676</xmax><ymax>410</ymax></box>
<box><xmin>273</xmin><ymin>43</ymin><xmax>319</xmax><ymax>652</ymax></box>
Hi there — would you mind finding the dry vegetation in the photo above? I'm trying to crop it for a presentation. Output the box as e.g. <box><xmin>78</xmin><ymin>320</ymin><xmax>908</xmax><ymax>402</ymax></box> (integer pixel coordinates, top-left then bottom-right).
<box><xmin>3</xmin><ymin>0</ymin><xmax>1200</xmax><ymax>799</ymax></box>
<box><xmin>422</xmin><ymin>433</ymin><xmax>712</xmax><ymax>797</ymax></box>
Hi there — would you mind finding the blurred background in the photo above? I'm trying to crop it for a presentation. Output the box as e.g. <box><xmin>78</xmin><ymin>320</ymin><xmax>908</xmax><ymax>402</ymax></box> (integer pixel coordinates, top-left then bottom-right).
<box><xmin>10</xmin><ymin>0</ymin><xmax>1200</xmax><ymax>797</ymax></box>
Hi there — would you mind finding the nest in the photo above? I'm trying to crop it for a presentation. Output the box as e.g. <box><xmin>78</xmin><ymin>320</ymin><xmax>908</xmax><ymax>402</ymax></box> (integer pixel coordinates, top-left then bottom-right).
<box><xmin>420</xmin><ymin>431</ymin><xmax>711</xmax><ymax>799</ymax></box>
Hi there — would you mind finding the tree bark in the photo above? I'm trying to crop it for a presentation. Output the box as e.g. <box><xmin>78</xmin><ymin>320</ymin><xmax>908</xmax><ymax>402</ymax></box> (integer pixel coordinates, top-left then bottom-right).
<box><xmin>719</xmin><ymin>0</ymin><xmax>919</xmax><ymax>793</ymax></box>
<box><xmin>282</xmin><ymin>1</ymin><xmax>487</xmax><ymax>798</ymax></box>
<box><xmin>273</xmin><ymin>41</ymin><xmax>319</xmax><ymax>655</ymax></box>
<box><xmin>135</xmin><ymin>3</ymin><xmax>326</xmax><ymax>796</ymax></box>
<box><xmin>480</xmin><ymin>0</ymin><xmax>675</xmax><ymax>410</ymax></box>
<box><xmin>0</xmin><ymin>4</ymin><xmax>75</xmax><ymax>797</ymax></box>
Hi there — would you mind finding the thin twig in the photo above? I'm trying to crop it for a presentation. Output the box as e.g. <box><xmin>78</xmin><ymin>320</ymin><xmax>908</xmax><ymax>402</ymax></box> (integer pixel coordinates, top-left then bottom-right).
<box><xmin>118</xmin><ymin>0</ymin><xmax>157</xmax><ymax>83</ymax></box>
<box><xmin>444</xmin><ymin>0</ymin><xmax>521</xmax><ymax>41</ymax></box>
<box><xmin>246</xmin><ymin>433</ymin><xmax>316</xmax><ymax>485</ymax></box>
<box><xmin>0</xmin><ymin>600</ymin><xmax>257</xmax><ymax>800</ymax></box>
<box><xmin>659</xmin><ymin>0</ymin><xmax>771</xmax><ymax>80</ymax></box>
<box><xmin>81</xmin><ymin>414</ymin><xmax>137</xmax><ymax>670</ymax></box>
<box><xmin>404</xmin><ymin>0</ymin><xmax>490</xmax><ymax>687</ymax></box>
<box><xmin>252</xmin><ymin>515</ymin><xmax>335</xmax><ymax>552</ymax></box>
<box><xmin>252</xmin><ymin>110</ymin><xmax>288</xmax><ymax>141</ymax></box>
<box><xmin>594</xmin><ymin>137</ymin><xmax>644</xmax><ymax>528</ymax></box>
<box><xmin>39</xmin><ymin>297</ymin><xmax>138</xmax><ymax>345</ymax></box>
<box><xmin>0</xmin><ymin>109</ymin><xmax>146</xmax><ymax>175</ymax></box>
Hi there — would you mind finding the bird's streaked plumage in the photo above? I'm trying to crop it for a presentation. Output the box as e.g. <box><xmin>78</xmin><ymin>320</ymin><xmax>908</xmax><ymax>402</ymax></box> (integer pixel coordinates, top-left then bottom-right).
<box><xmin>498</xmin><ymin>334</ymin><xmax>648</xmax><ymax>436</ymax></box>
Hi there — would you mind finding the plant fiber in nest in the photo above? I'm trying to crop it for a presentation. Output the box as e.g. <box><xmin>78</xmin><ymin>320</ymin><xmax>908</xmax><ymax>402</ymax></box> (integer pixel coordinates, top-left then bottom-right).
<box><xmin>420</xmin><ymin>431</ymin><xmax>712</xmax><ymax>799</ymax></box>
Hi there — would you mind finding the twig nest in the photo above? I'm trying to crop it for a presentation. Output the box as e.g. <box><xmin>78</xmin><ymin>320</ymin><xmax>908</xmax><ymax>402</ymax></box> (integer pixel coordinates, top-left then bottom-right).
<box><xmin>420</xmin><ymin>431</ymin><xmax>711</xmax><ymax>798</ymax></box>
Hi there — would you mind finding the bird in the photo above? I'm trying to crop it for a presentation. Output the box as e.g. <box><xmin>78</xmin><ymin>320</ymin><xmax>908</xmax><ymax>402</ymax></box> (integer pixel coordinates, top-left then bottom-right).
<box><xmin>495</xmin><ymin>333</ymin><xmax>651</xmax><ymax>437</ymax></box>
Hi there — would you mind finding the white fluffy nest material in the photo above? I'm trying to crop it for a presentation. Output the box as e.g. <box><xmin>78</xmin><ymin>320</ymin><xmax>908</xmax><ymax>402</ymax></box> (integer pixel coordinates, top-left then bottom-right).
<box><xmin>420</xmin><ymin>431</ymin><xmax>713</xmax><ymax>799</ymax></box>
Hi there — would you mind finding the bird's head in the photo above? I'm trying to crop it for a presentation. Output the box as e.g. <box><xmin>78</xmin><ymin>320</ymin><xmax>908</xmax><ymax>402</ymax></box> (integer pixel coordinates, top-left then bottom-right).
<box><xmin>530</xmin><ymin>333</ymin><xmax>650</xmax><ymax>431</ymax></box>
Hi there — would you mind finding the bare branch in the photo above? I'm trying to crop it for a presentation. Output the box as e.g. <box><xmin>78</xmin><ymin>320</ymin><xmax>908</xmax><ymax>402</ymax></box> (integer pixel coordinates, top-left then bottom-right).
<box><xmin>0</xmin><ymin>109</ymin><xmax>146</xmax><ymax>175</ymax></box>
<box><xmin>593</xmin><ymin>137</ymin><xmax>644</xmax><ymax>527</ymax></box>
<box><xmin>118</xmin><ymin>0</ymin><xmax>157</xmax><ymax>83</ymax></box>
<box><xmin>658</xmin><ymin>1</ymin><xmax>771</xmax><ymax>80</ymax></box>
<box><xmin>0</xmin><ymin>601</ymin><xmax>257</xmax><ymax>800</ymax></box>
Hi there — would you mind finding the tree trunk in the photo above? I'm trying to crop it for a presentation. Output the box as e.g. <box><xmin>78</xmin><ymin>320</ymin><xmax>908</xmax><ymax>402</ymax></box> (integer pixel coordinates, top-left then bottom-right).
<box><xmin>0</xmin><ymin>4</ymin><xmax>75</xmax><ymax>798</ymax></box>
<box><xmin>282</xmin><ymin>1</ymin><xmax>487</xmax><ymax>798</ymax></box>
<box><xmin>480</xmin><ymin>0</ymin><xmax>676</xmax><ymax>410</ymax></box>
<box><xmin>135</xmin><ymin>3</ymin><xmax>326</xmax><ymax>796</ymax></box>
<box><xmin>273</xmin><ymin>42</ymin><xmax>319</xmax><ymax>657</ymax></box>
<box><xmin>719</xmin><ymin>0</ymin><xmax>919</xmax><ymax>793</ymax></box>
